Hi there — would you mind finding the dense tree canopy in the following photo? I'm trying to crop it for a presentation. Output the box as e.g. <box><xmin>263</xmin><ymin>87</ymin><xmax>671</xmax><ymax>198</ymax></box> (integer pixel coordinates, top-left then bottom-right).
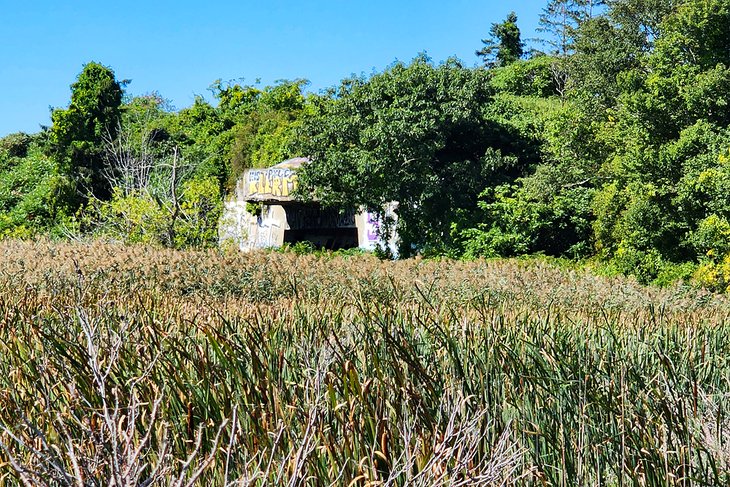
<box><xmin>294</xmin><ymin>56</ymin><xmax>536</xmax><ymax>255</ymax></box>
<box><xmin>1</xmin><ymin>0</ymin><xmax>730</xmax><ymax>290</ymax></box>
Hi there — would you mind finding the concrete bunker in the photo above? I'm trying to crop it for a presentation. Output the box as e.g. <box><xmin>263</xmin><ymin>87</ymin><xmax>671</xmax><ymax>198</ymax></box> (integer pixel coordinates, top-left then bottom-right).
<box><xmin>220</xmin><ymin>158</ymin><xmax>397</xmax><ymax>253</ymax></box>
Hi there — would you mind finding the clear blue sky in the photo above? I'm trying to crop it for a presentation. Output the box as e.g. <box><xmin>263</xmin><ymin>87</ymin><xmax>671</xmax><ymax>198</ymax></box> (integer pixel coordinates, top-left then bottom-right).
<box><xmin>0</xmin><ymin>0</ymin><xmax>545</xmax><ymax>137</ymax></box>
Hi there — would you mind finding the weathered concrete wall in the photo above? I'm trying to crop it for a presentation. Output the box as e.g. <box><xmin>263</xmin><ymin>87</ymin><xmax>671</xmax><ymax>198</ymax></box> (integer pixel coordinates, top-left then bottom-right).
<box><xmin>220</xmin><ymin>199</ymin><xmax>398</xmax><ymax>255</ymax></box>
<box><xmin>355</xmin><ymin>205</ymin><xmax>399</xmax><ymax>255</ymax></box>
<box><xmin>219</xmin><ymin>201</ymin><xmax>287</xmax><ymax>251</ymax></box>
<box><xmin>219</xmin><ymin>159</ymin><xmax>399</xmax><ymax>254</ymax></box>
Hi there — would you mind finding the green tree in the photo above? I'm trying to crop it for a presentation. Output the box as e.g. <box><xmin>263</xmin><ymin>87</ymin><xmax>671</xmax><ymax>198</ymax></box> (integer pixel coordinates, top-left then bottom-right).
<box><xmin>459</xmin><ymin>183</ymin><xmax>594</xmax><ymax>259</ymax></box>
<box><xmin>537</xmin><ymin>0</ymin><xmax>590</xmax><ymax>56</ymax></box>
<box><xmin>0</xmin><ymin>133</ymin><xmax>72</xmax><ymax>237</ymax></box>
<box><xmin>165</xmin><ymin>96</ymin><xmax>229</xmax><ymax>186</ymax></box>
<box><xmin>0</xmin><ymin>132</ymin><xmax>32</xmax><ymax>159</ymax></box>
<box><xmin>605</xmin><ymin>0</ymin><xmax>678</xmax><ymax>49</ymax></box>
<box><xmin>476</xmin><ymin>12</ymin><xmax>524</xmax><ymax>67</ymax></box>
<box><xmin>568</xmin><ymin>16</ymin><xmax>643</xmax><ymax>111</ymax></box>
<box><xmin>295</xmin><ymin>56</ymin><xmax>533</xmax><ymax>255</ymax></box>
<box><xmin>589</xmin><ymin>0</ymin><xmax>730</xmax><ymax>281</ymax></box>
<box><xmin>49</xmin><ymin>62</ymin><xmax>124</xmax><ymax>202</ymax></box>
<box><xmin>535</xmin><ymin>0</ymin><xmax>589</xmax><ymax>96</ymax></box>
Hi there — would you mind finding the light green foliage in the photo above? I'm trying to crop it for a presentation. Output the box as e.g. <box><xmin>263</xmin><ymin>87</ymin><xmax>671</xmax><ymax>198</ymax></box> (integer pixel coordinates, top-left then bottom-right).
<box><xmin>175</xmin><ymin>177</ymin><xmax>223</xmax><ymax>247</ymax></box>
<box><xmin>94</xmin><ymin>189</ymin><xmax>168</xmax><ymax>245</ymax></box>
<box><xmin>592</xmin><ymin>125</ymin><xmax>730</xmax><ymax>281</ymax></box>
<box><xmin>34</xmin><ymin>72</ymin><xmax>307</xmax><ymax>246</ymax></box>
<box><xmin>489</xmin><ymin>56</ymin><xmax>559</xmax><ymax>97</ymax></box>
<box><xmin>689</xmin><ymin>192</ymin><xmax>730</xmax><ymax>291</ymax></box>
<box><xmin>213</xmin><ymin>79</ymin><xmax>307</xmax><ymax>186</ymax></box>
<box><xmin>693</xmin><ymin>254</ymin><xmax>730</xmax><ymax>292</ymax></box>
<box><xmin>542</xmin><ymin>100</ymin><xmax>606</xmax><ymax>179</ymax></box>
<box><xmin>486</xmin><ymin>61</ymin><xmax>563</xmax><ymax>163</ymax></box>
<box><xmin>593</xmin><ymin>178</ymin><xmax>693</xmax><ymax>283</ymax></box>
<box><xmin>605</xmin><ymin>0</ymin><xmax>678</xmax><ymax>49</ymax></box>
<box><xmin>654</xmin><ymin>0</ymin><xmax>730</xmax><ymax>70</ymax></box>
<box><xmin>0</xmin><ymin>135</ymin><xmax>72</xmax><ymax>237</ymax></box>
<box><xmin>85</xmin><ymin>176</ymin><xmax>221</xmax><ymax>248</ymax></box>
<box><xmin>692</xmin><ymin>214</ymin><xmax>730</xmax><ymax>260</ymax></box>
<box><xmin>164</xmin><ymin>97</ymin><xmax>230</xmax><ymax>185</ymax></box>
<box><xmin>608</xmin><ymin>0</ymin><xmax>730</xmax><ymax>147</ymax></box>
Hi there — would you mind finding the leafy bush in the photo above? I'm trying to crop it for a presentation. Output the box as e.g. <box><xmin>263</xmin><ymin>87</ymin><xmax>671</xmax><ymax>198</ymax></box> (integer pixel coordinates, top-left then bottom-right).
<box><xmin>693</xmin><ymin>254</ymin><xmax>730</xmax><ymax>292</ymax></box>
<box><xmin>82</xmin><ymin>176</ymin><xmax>221</xmax><ymax>248</ymax></box>
<box><xmin>0</xmin><ymin>132</ymin><xmax>32</xmax><ymax>159</ymax></box>
<box><xmin>0</xmin><ymin>149</ymin><xmax>72</xmax><ymax>237</ymax></box>
<box><xmin>488</xmin><ymin>56</ymin><xmax>559</xmax><ymax>97</ymax></box>
<box><xmin>459</xmin><ymin>184</ymin><xmax>594</xmax><ymax>259</ymax></box>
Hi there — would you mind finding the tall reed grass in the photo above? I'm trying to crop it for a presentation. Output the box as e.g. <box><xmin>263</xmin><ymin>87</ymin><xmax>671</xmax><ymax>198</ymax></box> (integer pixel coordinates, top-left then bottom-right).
<box><xmin>0</xmin><ymin>240</ymin><xmax>728</xmax><ymax>485</ymax></box>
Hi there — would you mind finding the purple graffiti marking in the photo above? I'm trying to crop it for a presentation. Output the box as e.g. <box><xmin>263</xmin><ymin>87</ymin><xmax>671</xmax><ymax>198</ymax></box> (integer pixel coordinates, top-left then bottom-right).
<box><xmin>367</xmin><ymin>213</ymin><xmax>380</xmax><ymax>242</ymax></box>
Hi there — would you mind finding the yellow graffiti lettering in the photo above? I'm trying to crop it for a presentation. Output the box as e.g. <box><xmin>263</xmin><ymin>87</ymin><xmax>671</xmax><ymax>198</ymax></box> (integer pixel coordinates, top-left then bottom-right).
<box><xmin>248</xmin><ymin>178</ymin><xmax>258</xmax><ymax>195</ymax></box>
<box><xmin>271</xmin><ymin>176</ymin><xmax>283</xmax><ymax>196</ymax></box>
<box><xmin>287</xmin><ymin>174</ymin><xmax>298</xmax><ymax>196</ymax></box>
<box><xmin>246</xmin><ymin>169</ymin><xmax>299</xmax><ymax>198</ymax></box>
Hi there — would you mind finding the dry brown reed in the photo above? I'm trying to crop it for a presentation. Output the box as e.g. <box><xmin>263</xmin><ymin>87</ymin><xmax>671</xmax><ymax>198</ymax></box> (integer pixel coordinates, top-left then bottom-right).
<box><xmin>0</xmin><ymin>239</ymin><xmax>728</xmax><ymax>485</ymax></box>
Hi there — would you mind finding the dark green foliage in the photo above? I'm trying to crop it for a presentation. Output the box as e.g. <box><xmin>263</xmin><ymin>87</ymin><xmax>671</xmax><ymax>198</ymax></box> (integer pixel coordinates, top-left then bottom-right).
<box><xmin>294</xmin><ymin>56</ymin><xmax>537</xmax><ymax>256</ymax></box>
<box><xmin>476</xmin><ymin>12</ymin><xmax>525</xmax><ymax>67</ymax></box>
<box><xmin>49</xmin><ymin>62</ymin><xmax>124</xmax><ymax>201</ymax></box>
<box><xmin>459</xmin><ymin>183</ymin><xmax>594</xmax><ymax>259</ymax></box>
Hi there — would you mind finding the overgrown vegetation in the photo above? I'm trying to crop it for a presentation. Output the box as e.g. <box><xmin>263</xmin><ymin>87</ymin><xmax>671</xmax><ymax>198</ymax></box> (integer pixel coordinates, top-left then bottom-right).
<box><xmin>3</xmin><ymin>0</ymin><xmax>729</xmax><ymax>290</ymax></box>
<box><xmin>1</xmin><ymin>240</ymin><xmax>729</xmax><ymax>485</ymax></box>
<box><xmin>3</xmin><ymin>2</ymin><xmax>729</xmax><ymax>485</ymax></box>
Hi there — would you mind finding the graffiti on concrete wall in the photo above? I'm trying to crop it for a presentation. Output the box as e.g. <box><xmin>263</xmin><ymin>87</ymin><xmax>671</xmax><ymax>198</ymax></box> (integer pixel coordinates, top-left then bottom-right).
<box><xmin>254</xmin><ymin>206</ymin><xmax>282</xmax><ymax>248</ymax></box>
<box><xmin>359</xmin><ymin>205</ymin><xmax>399</xmax><ymax>256</ymax></box>
<box><xmin>366</xmin><ymin>213</ymin><xmax>380</xmax><ymax>242</ymax></box>
<box><xmin>287</xmin><ymin>207</ymin><xmax>357</xmax><ymax>230</ymax></box>
<box><xmin>246</xmin><ymin>168</ymin><xmax>298</xmax><ymax>199</ymax></box>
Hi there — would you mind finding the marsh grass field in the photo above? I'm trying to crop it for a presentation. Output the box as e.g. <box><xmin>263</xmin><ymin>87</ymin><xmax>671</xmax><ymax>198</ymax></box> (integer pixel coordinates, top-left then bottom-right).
<box><xmin>0</xmin><ymin>240</ymin><xmax>729</xmax><ymax>485</ymax></box>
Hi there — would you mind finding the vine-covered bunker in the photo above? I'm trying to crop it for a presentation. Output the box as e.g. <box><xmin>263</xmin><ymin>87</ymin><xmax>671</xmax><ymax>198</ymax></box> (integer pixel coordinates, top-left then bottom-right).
<box><xmin>220</xmin><ymin>158</ymin><xmax>397</xmax><ymax>252</ymax></box>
